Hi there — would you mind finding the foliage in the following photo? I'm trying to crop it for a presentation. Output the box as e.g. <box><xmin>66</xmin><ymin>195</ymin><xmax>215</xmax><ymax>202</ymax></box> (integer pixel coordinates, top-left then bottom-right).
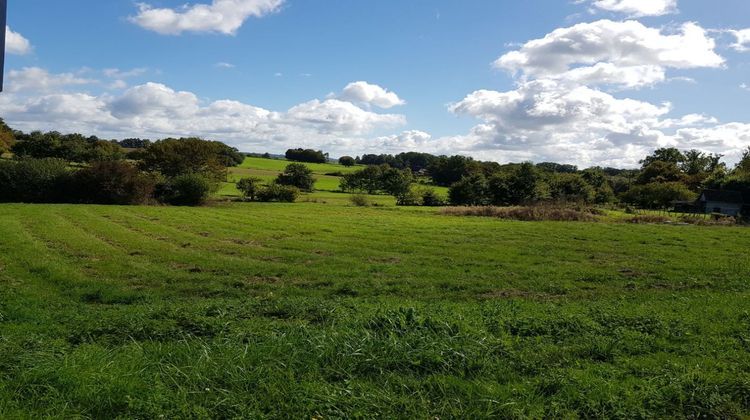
<box><xmin>0</xmin><ymin>118</ymin><xmax>16</xmax><ymax>154</ymax></box>
<box><xmin>256</xmin><ymin>183</ymin><xmax>300</xmax><ymax>202</ymax></box>
<box><xmin>70</xmin><ymin>161</ymin><xmax>158</xmax><ymax>205</ymax></box>
<box><xmin>118</xmin><ymin>138</ymin><xmax>151</xmax><ymax>149</ymax></box>
<box><xmin>137</xmin><ymin>138</ymin><xmax>233</xmax><ymax>181</ymax></box>
<box><xmin>285</xmin><ymin>148</ymin><xmax>328</xmax><ymax>164</ymax></box>
<box><xmin>340</xmin><ymin>164</ymin><xmax>413</xmax><ymax>196</ymax></box>
<box><xmin>338</xmin><ymin>156</ymin><xmax>356</xmax><ymax>167</ymax></box>
<box><xmin>621</xmin><ymin>182</ymin><xmax>696</xmax><ymax>209</ymax></box>
<box><xmin>640</xmin><ymin>147</ymin><xmax>686</xmax><ymax>167</ymax></box>
<box><xmin>419</xmin><ymin>187</ymin><xmax>446</xmax><ymax>207</ymax></box>
<box><xmin>448</xmin><ymin>174</ymin><xmax>489</xmax><ymax>206</ymax></box>
<box><xmin>11</xmin><ymin>131</ymin><xmax>125</xmax><ymax>163</ymax></box>
<box><xmin>236</xmin><ymin>177</ymin><xmax>263</xmax><ymax>201</ymax></box>
<box><xmin>349</xmin><ymin>194</ymin><xmax>370</xmax><ymax>207</ymax></box>
<box><xmin>487</xmin><ymin>162</ymin><xmax>544</xmax><ymax>206</ymax></box>
<box><xmin>441</xmin><ymin>205</ymin><xmax>599</xmax><ymax>222</ymax></box>
<box><xmin>428</xmin><ymin>155</ymin><xmax>482</xmax><ymax>187</ymax></box>
<box><xmin>549</xmin><ymin>173</ymin><xmax>596</xmax><ymax>204</ymax></box>
<box><xmin>0</xmin><ymin>158</ymin><xmax>71</xmax><ymax>203</ymax></box>
<box><xmin>157</xmin><ymin>173</ymin><xmax>215</xmax><ymax>206</ymax></box>
<box><xmin>276</xmin><ymin>163</ymin><xmax>316</xmax><ymax>192</ymax></box>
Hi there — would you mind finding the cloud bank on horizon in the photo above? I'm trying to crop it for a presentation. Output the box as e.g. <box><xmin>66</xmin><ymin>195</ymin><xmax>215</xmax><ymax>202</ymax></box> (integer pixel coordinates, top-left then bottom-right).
<box><xmin>2</xmin><ymin>0</ymin><xmax>750</xmax><ymax>168</ymax></box>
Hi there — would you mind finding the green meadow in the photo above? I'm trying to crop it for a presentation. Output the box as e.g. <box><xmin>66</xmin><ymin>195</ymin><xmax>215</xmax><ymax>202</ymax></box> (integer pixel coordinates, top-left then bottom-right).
<box><xmin>1</xmin><ymin>193</ymin><xmax>750</xmax><ymax>418</ymax></box>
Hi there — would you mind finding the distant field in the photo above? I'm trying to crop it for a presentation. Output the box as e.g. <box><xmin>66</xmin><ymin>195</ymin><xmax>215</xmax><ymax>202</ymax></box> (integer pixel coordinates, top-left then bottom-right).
<box><xmin>221</xmin><ymin>156</ymin><xmax>449</xmax><ymax>201</ymax></box>
<box><xmin>1</xmin><ymin>201</ymin><xmax>750</xmax><ymax>418</ymax></box>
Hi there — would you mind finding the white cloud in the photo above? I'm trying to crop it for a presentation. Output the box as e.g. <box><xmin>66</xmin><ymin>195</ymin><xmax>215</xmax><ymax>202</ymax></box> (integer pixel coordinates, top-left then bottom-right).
<box><xmin>130</xmin><ymin>0</ymin><xmax>284</xmax><ymax>35</ymax></box>
<box><xmin>5</xmin><ymin>67</ymin><xmax>96</xmax><ymax>93</ymax></box>
<box><xmin>338</xmin><ymin>81</ymin><xmax>406</xmax><ymax>109</ymax></box>
<box><xmin>5</xmin><ymin>26</ymin><xmax>32</xmax><ymax>55</ymax></box>
<box><xmin>103</xmin><ymin>68</ymin><xmax>148</xmax><ymax>79</ymax></box>
<box><xmin>0</xmin><ymin>69</ymin><xmax>407</xmax><ymax>156</ymax></box>
<box><xmin>549</xmin><ymin>63</ymin><xmax>666</xmax><ymax>89</ymax></box>
<box><xmin>741</xmin><ymin>83</ymin><xmax>749</xmax><ymax>92</ymax></box>
<box><xmin>215</xmin><ymin>62</ymin><xmax>236</xmax><ymax>69</ymax></box>
<box><xmin>587</xmin><ymin>0</ymin><xmax>678</xmax><ymax>17</ymax></box>
<box><xmin>495</xmin><ymin>20</ymin><xmax>724</xmax><ymax>81</ymax></box>
<box><xmin>731</xmin><ymin>29</ymin><xmax>750</xmax><ymax>52</ymax></box>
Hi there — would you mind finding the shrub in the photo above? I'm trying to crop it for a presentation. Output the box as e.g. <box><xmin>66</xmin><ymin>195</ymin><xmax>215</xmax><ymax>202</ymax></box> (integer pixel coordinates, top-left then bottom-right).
<box><xmin>627</xmin><ymin>215</ymin><xmax>671</xmax><ymax>224</ymax></box>
<box><xmin>350</xmin><ymin>194</ymin><xmax>370</xmax><ymax>207</ymax></box>
<box><xmin>621</xmin><ymin>182</ymin><xmax>696</xmax><ymax>209</ymax></box>
<box><xmin>157</xmin><ymin>173</ymin><xmax>214</xmax><ymax>206</ymax></box>
<box><xmin>0</xmin><ymin>158</ymin><xmax>71</xmax><ymax>203</ymax></box>
<box><xmin>236</xmin><ymin>177</ymin><xmax>263</xmax><ymax>201</ymax></box>
<box><xmin>70</xmin><ymin>161</ymin><xmax>157</xmax><ymax>205</ymax></box>
<box><xmin>257</xmin><ymin>183</ymin><xmax>300</xmax><ymax>203</ymax></box>
<box><xmin>449</xmin><ymin>174</ymin><xmax>489</xmax><ymax>206</ymax></box>
<box><xmin>395</xmin><ymin>188</ymin><xmax>423</xmax><ymax>206</ymax></box>
<box><xmin>276</xmin><ymin>163</ymin><xmax>315</xmax><ymax>192</ymax></box>
<box><xmin>420</xmin><ymin>188</ymin><xmax>446</xmax><ymax>207</ymax></box>
<box><xmin>440</xmin><ymin>205</ymin><xmax>599</xmax><ymax>222</ymax></box>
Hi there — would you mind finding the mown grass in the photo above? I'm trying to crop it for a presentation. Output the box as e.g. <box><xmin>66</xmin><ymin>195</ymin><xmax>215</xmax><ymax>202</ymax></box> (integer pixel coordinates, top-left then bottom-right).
<box><xmin>1</xmin><ymin>202</ymin><xmax>750</xmax><ymax>418</ymax></box>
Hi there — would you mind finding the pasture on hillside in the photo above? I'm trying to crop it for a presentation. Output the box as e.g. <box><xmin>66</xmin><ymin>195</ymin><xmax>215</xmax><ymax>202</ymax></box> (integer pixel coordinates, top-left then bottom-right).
<box><xmin>1</xmin><ymin>201</ymin><xmax>750</xmax><ymax>418</ymax></box>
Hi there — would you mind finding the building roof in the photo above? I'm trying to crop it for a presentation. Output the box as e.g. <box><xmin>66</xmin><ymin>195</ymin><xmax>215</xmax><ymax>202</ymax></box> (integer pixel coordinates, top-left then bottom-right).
<box><xmin>700</xmin><ymin>189</ymin><xmax>745</xmax><ymax>204</ymax></box>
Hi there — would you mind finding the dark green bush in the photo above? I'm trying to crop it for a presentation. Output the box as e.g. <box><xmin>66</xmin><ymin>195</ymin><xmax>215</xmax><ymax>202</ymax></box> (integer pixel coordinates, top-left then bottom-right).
<box><xmin>69</xmin><ymin>161</ymin><xmax>157</xmax><ymax>205</ymax></box>
<box><xmin>0</xmin><ymin>158</ymin><xmax>71</xmax><ymax>203</ymax></box>
<box><xmin>256</xmin><ymin>184</ymin><xmax>300</xmax><ymax>202</ymax></box>
<box><xmin>157</xmin><ymin>173</ymin><xmax>215</xmax><ymax>206</ymax></box>
<box><xmin>236</xmin><ymin>177</ymin><xmax>263</xmax><ymax>201</ymax></box>
<box><xmin>276</xmin><ymin>163</ymin><xmax>315</xmax><ymax>192</ymax></box>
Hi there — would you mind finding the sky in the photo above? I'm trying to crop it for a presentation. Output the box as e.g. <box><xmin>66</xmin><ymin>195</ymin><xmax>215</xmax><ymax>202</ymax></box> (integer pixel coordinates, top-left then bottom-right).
<box><xmin>2</xmin><ymin>0</ymin><xmax>750</xmax><ymax>168</ymax></box>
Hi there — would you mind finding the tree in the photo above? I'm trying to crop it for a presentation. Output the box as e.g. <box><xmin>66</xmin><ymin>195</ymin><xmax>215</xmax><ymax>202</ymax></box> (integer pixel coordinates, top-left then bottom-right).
<box><xmin>0</xmin><ymin>118</ymin><xmax>15</xmax><ymax>155</ymax></box>
<box><xmin>339</xmin><ymin>156</ymin><xmax>356</xmax><ymax>167</ymax></box>
<box><xmin>285</xmin><ymin>148</ymin><xmax>327</xmax><ymax>163</ymax></box>
<box><xmin>137</xmin><ymin>138</ymin><xmax>231</xmax><ymax>181</ymax></box>
<box><xmin>70</xmin><ymin>161</ymin><xmax>157</xmax><ymax>205</ymax></box>
<box><xmin>118</xmin><ymin>138</ymin><xmax>151</xmax><ymax>149</ymax></box>
<box><xmin>340</xmin><ymin>165</ymin><xmax>387</xmax><ymax>194</ymax></box>
<box><xmin>276</xmin><ymin>163</ymin><xmax>315</xmax><ymax>192</ymax></box>
<box><xmin>236</xmin><ymin>177</ymin><xmax>263</xmax><ymax>201</ymax></box>
<box><xmin>549</xmin><ymin>173</ymin><xmax>595</xmax><ymax>203</ymax></box>
<box><xmin>637</xmin><ymin>161</ymin><xmax>684</xmax><ymax>184</ymax></box>
<box><xmin>640</xmin><ymin>148</ymin><xmax>685</xmax><ymax>167</ymax></box>
<box><xmin>736</xmin><ymin>147</ymin><xmax>750</xmax><ymax>177</ymax></box>
<box><xmin>622</xmin><ymin>182</ymin><xmax>696</xmax><ymax>209</ymax></box>
<box><xmin>487</xmin><ymin>162</ymin><xmax>542</xmax><ymax>205</ymax></box>
<box><xmin>428</xmin><ymin>155</ymin><xmax>482</xmax><ymax>187</ymax></box>
<box><xmin>449</xmin><ymin>174</ymin><xmax>489</xmax><ymax>206</ymax></box>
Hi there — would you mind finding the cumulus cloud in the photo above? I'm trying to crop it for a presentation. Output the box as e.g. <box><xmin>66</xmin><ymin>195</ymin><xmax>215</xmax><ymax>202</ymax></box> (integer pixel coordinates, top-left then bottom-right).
<box><xmin>338</xmin><ymin>81</ymin><xmax>406</xmax><ymax>109</ymax></box>
<box><xmin>5</xmin><ymin>67</ymin><xmax>96</xmax><ymax>93</ymax></box>
<box><xmin>0</xmin><ymin>69</ymin><xmax>407</xmax><ymax>155</ymax></box>
<box><xmin>495</xmin><ymin>20</ymin><xmax>723</xmax><ymax>82</ymax></box>
<box><xmin>130</xmin><ymin>0</ymin><xmax>284</xmax><ymax>35</ymax></box>
<box><xmin>587</xmin><ymin>0</ymin><xmax>678</xmax><ymax>17</ymax></box>
<box><xmin>731</xmin><ymin>29</ymin><xmax>750</xmax><ymax>52</ymax></box>
<box><xmin>5</xmin><ymin>26</ymin><xmax>32</xmax><ymax>55</ymax></box>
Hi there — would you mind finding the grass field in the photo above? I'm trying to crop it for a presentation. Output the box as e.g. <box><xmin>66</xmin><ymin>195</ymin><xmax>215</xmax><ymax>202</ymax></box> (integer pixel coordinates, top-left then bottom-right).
<box><xmin>1</xmin><ymin>201</ymin><xmax>750</xmax><ymax>418</ymax></box>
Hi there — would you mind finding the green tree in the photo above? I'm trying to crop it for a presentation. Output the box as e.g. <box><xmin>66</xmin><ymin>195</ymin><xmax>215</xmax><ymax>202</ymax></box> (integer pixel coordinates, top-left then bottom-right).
<box><xmin>640</xmin><ymin>147</ymin><xmax>685</xmax><ymax>167</ymax></box>
<box><xmin>276</xmin><ymin>163</ymin><xmax>316</xmax><ymax>192</ymax></box>
<box><xmin>449</xmin><ymin>174</ymin><xmax>489</xmax><ymax>206</ymax></box>
<box><xmin>338</xmin><ymin>156</ymin><xmax>356</xmax><ymax>167</ymax></box>
<box><xmin>137</xmin><ymin>138</ymin><xmax>231</xmax><ymax>181</ymax></box>
<box><xmin>236</xmin><ymin>177</ymin><xmax>263</xmax><ymax>201</ymax></box>
<box><xmin>487</xmin><ymin>162</ymin><xmax>542</xmax><ymax>205</ymax></box>
<box><xmin>637</xmin><ymin>161</ymin><xmax>684</xmax><ymax>184</ymax></box>
<box><xmin>0</xmin><ymin>119</ymin><xmax>15</xmax><ymax>155</ymax></box>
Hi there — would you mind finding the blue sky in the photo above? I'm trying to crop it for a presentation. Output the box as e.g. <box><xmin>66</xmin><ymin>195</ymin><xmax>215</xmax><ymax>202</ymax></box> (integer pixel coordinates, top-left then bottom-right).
<box><xmin>2</xmin><ymin>0</ymin><xmax>750</xmax><ymax>167</ymax></box>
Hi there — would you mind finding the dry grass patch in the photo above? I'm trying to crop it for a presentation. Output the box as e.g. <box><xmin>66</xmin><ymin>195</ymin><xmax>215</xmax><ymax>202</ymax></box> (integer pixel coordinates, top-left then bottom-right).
<box><xmin>440</xmin><ymin>205</ymin><xmax>599</xmax><ymax>222</ymax></box>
